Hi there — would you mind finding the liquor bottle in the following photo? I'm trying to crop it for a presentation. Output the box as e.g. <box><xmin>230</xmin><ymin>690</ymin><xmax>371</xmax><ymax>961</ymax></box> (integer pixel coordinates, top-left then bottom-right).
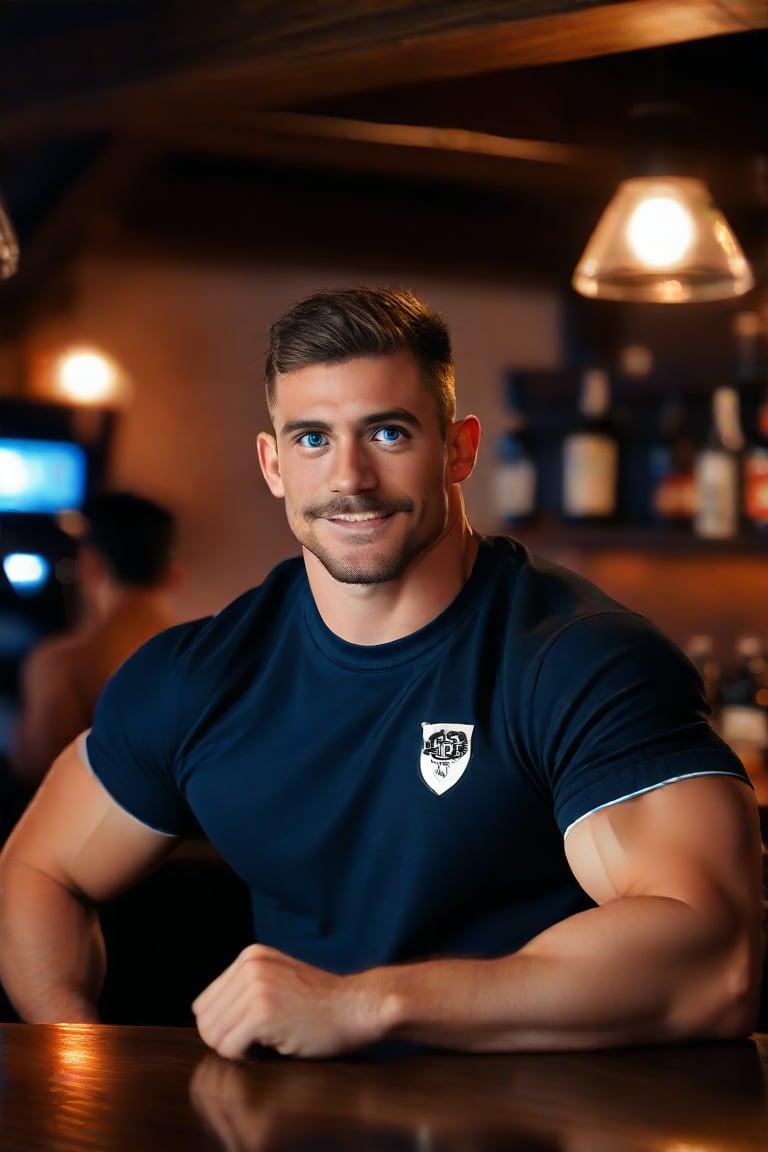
<box><xmin>684</xmin><ymin>633</ymin><xmax>722</xmax><ymax>731</ymax></box>
<box><xmin>693</xmin><ymin>386</ymin><xmax>744</xmax><ymax>539</ymax></box>
<box><xmin>493</xmin><ymin>372</ymin><xmax>537</xmax><ymax>525</ymax></box>
<box><xmin>649</xmin><ymin>390</ymin><xmax>696</xmax><ymax>525</ymax></box>
<box><xmin>720</xmin><ymin>634</ymin><xmax>768</xmax><ymax>788</ymax></box>
<box><xmin>561</xmin><ymin>367</ymin><xmax>619</xmax><ymax>521</ymax></box>
<box><xmin>744</xmin><ymin>387</ymin><xmax>768</xmax><ymax>531</ymax></box>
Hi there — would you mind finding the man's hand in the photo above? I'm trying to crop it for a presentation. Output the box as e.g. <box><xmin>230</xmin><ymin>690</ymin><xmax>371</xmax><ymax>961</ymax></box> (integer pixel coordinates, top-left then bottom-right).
<box><xmin>192</xmin><ymin>945</ymin><xmax>391</xmax><ymax>1059</ymax></box>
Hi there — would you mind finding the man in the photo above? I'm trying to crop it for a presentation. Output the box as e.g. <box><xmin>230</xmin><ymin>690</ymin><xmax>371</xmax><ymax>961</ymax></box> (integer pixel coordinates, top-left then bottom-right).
<box><xmin>0</xmin><ymin>287</ymin><xmax>762</xmax><ymax>1058</ymax></box>
<box><xmin>8</xmin><ymin>490</ymin><xmax>180</xmax><ymax>791</ymax></box>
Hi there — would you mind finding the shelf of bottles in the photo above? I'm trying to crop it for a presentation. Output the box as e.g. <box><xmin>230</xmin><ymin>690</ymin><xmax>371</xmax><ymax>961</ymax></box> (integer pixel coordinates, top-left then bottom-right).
<box><xmin>688</xmin><ymin>631</ymin><xmax>768</xmax><ymax>803</ymax></box>
<box><xmin>492</xmin><ymin>345</ymin><xmax>768</xmax><ymax>553</ymax></box>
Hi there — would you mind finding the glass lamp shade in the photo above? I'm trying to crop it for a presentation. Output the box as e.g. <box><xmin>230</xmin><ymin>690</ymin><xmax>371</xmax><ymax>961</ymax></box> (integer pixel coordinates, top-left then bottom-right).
<box><xmin>572</xmin><ymin>176</ymin><xmax>754</xmax><ymax>303</ymax></box>
<box><xmin>0</xmin><ymin>196</ymin><xmax>19</xmax><ymax>279</ymax></box>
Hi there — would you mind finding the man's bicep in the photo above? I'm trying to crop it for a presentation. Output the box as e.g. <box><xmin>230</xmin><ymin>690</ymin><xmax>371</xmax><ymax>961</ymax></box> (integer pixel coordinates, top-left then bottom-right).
<box><xmin>3</xmin><ymin>739</ymin><xmax>178</xmax><ymax>903</ymax></box>
<box><xmin>564</xmin><ymin>774</ymin><xmax>763</xmax><ymax>916</ymax></box>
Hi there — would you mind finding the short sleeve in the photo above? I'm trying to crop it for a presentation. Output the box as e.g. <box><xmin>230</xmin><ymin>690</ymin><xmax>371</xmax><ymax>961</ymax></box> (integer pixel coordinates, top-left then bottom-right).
<box><xmin>525</xmin><ymin>610</ymin><xmax>750</xmax><ymax>835</ymax></box>
<box><xmin>84</xmin><ymin>622</ymin><xmax>202</xmax><ymax>835</ymax></box>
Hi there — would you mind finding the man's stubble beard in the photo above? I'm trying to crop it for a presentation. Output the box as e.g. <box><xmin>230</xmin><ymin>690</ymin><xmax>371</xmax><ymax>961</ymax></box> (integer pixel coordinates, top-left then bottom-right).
<box><xmin>302</xmin><ymin>537</ymin><xmax>420</xmax><ymax>585</ymax></box>
<box><xmin>295</xmin><ymin>495</ymin><xmax>446</xmax><ymax>586</ymax></box>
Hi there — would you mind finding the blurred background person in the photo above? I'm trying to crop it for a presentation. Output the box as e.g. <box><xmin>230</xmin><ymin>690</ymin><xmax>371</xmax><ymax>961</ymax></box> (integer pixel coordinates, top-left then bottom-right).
<box><xmin>8</xmin><ymin>490</ymin><xmax>180</xmax><ymax>792</ymax></box>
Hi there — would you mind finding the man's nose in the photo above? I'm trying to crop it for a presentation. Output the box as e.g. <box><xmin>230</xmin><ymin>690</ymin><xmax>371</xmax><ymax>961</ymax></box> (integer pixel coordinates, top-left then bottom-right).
<box><xmin>329</xmin><ymin>440</ymin><xmax>377</xmax><ymax>494</ymax></box>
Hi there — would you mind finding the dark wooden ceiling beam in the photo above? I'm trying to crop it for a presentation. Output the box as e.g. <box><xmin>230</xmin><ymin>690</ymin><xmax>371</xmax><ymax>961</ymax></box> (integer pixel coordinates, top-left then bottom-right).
<box><xmin>117</xmin><ymin>102</ymin><xmax>762</xmax><ymax>210</ymax></box>
<box><xmin>0</xmin><ymin>1</ymin><xmax>764</xmax><ymax>147</ymax></box>
<box><xmin>121</xmin><ymin>0</ymin><xmax>768</xmax><ymax>109</ymax></box>
<box><xmin>135</xmin><ymin>109</ymin><xmax>607</xmax><ymax>171</ymax></box>
<box><xmin>127</xmin><ymin>118</ymin><xmax>611</xmax><ymax>202</ymax></box>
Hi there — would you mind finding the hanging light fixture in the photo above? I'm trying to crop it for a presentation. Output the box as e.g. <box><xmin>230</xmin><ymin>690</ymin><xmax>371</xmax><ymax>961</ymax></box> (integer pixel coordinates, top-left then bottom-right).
<box><xmin>0</xmin><ymin>194</ymin><xmax>19</xmax><ymax>279</ymax></box>
<box><xmin>572</xmin><ymin>102</ymin><xmax>754</xmax><ymax>304</ymax></box>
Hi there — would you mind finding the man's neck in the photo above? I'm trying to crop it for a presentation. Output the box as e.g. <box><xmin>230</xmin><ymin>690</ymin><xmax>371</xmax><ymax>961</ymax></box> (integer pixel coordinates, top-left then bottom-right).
<box><xmin>305</xmin><ymin>515</ymin><xmax>480</xmax><ymax>646</ymax></box>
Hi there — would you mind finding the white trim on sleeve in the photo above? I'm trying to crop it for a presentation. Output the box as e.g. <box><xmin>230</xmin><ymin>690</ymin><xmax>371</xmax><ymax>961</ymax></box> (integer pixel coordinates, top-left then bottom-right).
<box><xmin>562</xmin><ymin>770</ymin><xmax>750</xmax><ymax>840</ymax></box>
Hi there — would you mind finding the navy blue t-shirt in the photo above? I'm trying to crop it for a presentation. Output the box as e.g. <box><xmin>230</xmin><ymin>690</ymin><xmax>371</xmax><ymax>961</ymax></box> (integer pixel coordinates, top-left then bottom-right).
<box><xmin>84</xmin><ymin>537</ymin><xmax>748</xmax><ymax>974</ymax></box>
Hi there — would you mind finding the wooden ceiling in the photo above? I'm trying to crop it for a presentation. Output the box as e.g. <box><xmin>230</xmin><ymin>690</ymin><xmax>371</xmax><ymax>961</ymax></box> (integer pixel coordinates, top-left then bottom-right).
<box><xmin>0</xmin><ymin>0</ymin><xmax>766</xmax><ymax>335</ymax></box>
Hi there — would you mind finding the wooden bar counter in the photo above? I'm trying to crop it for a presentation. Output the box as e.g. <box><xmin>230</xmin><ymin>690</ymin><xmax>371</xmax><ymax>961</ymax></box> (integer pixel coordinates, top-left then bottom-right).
<box><xmin>1</xmin><ymin>1022</ymin><xmax>767</xmax><ymax>1150</ymax></box>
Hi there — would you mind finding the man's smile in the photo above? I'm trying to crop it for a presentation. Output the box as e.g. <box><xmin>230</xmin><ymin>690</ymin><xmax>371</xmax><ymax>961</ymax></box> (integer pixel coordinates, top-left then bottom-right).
<box><xmin>329</xmin><ymin>511</ymin><xmax>390</xmax><ymax>523</ymax></box>
<box><xmin>305</xmin><ymin>496</ymin><xmax>414</xmax><ymax>525</ymax></box>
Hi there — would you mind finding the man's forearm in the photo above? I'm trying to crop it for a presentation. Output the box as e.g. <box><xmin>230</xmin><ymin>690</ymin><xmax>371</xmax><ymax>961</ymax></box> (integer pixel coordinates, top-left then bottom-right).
<box><xmin>364</xmin><ymin>895</ymin><xmax>761</xmax><ymax>1052</ymax></box>
<box><xmin>0</xmin><ymin>859</ymin><xmax>105</xmax><ymax>1022</ymax></box>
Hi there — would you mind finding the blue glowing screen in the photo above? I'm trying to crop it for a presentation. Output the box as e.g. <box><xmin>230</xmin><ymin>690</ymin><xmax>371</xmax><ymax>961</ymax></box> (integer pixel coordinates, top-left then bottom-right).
<box><xmin>0</xmin><ymin>438</ymin><xmax>87</xmax><ymax>513</ymax></box>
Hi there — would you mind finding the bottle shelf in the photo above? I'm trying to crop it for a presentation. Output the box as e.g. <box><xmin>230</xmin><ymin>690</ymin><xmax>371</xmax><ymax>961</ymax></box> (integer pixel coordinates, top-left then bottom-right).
<box><xmin>494</xmin><ymin>363</ymin><xmax>768</xmax><ymax>556</ymax></box>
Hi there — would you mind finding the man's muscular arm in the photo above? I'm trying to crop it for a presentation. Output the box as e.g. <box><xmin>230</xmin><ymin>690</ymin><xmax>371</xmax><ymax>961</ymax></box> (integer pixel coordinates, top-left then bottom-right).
<box><xmin>192</xmin><ymin>774</ymin><xmax>763</xmax><ymax>1059</ymax></box>
<box><xmin>0</xmin><ymin>740</ymin><xmax>178</xmax><ymax>1022</ymax></box>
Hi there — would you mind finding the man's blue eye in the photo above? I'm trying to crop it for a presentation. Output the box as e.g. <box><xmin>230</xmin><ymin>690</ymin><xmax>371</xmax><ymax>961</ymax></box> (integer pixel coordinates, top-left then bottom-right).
<box><xmin>300</xmin><ymin>432</ymin><xmax>326</xmax><ymax>448</ymax></box>
<box><xmin>373</xmin><ymin>427</ymin><xmax>403</xmax><ymax>443</ymax></box>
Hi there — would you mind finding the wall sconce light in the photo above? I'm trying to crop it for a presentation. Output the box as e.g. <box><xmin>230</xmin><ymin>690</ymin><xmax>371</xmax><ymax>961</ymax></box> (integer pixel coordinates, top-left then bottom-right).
<box><xmin>0</xmin><ymin>194</ymin><xmax>19</xmax><ymax>280</ymax></box>
<box><xmin>24</xmin><ymin>343</ymin><xmax>132</xmax><ymax>451</ymax></box>
<box><xmin>53</xmin><ymin>347</ymin><xmax>131</xmax><ymax>407</ymax></box>
<box><xmin>28</xmin><ymin>344</ymin><xmax>133</xmax><ymax>410</ymax></box>
<box><xmin>572</xmin><ymin>103</ymin><xmax>755</xmax><ymax>303</ymax></box>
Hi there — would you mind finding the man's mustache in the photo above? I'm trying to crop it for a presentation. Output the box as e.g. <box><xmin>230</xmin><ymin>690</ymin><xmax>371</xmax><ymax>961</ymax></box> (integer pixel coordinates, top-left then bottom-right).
<box><xmin>304</xmin><ymin>496</ymin><xmax>414</xmax><ymax>520</ymax></box>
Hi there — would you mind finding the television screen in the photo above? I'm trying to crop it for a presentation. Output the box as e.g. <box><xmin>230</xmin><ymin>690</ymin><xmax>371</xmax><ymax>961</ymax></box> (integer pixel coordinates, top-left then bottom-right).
<box><xmin>0</xmin><ymin>437</ymin><xmax>87</xmax><ymax>513</ymax></box>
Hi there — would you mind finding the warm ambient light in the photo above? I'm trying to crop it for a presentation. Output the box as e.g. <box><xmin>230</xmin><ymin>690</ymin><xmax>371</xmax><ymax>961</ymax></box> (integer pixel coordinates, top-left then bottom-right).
<box><xmin>56</xmin><ymin>349</ymin><xmax>123</xmax><ymax>405</ymax></box>
<box><xmin>573</xmin><ymin>176</ymin><xmax>754</xmax><ymax>303</ymax></box>
<box><xmin>572</xmin><ymin>103</ymin><xmax>755</xmax><ymax>304</ymax></box>
<box><xmin>26</xmin><ymin>344</ymin><xmax>132</xmax><ymax>417</ymax></box>
<box><xmin>626</xmin><ymin>194</ymin><xmax>693</xmax><ymax>266</ymax></box>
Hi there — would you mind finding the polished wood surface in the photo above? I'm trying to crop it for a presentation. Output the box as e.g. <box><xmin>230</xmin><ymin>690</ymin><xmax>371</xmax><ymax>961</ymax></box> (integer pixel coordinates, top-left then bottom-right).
<box><xmin>1</xmin><ymin>1023</ymin><xmax>768</xmax><ymax>1150</ymax></box>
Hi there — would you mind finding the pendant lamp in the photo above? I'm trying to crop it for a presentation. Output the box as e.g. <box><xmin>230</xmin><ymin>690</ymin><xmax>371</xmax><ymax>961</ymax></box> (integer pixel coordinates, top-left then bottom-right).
<box><xmin>0</xmin><ymin>195</ymin><xmax>19</xmax><ymax>279</ymax></box>
<box><xmin>572</xmin><ymin>103</ymin><xmax>754</xmax><ymax>303</ymax></box>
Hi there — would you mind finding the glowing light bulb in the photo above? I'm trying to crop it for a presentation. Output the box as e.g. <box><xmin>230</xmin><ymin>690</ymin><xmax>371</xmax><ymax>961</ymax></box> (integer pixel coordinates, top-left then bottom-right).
<box><xmin>57</xmin><ymin>351</ymin><xmax>116</xmax><ymax>404</ymax></box>
<box><xmin>627</xmin><ymin>196</ymin><xmax>694</xmax><ymax>268</ymax></box>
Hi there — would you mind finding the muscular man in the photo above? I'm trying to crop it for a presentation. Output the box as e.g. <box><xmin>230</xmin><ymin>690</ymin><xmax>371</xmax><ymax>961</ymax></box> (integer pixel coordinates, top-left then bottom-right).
<box><xmin>0</xmin><ymin>287</ymin><xmax>762</xmax><ymax>1057</ymax></box>
<box><xmin>9</xmin><ymin>490</ymin><xmax>179</xmax><ymax>790</ymax></box>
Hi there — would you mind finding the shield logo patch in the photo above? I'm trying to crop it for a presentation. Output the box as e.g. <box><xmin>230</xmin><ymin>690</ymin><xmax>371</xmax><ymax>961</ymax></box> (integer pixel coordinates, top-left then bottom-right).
<box><xmin>420</xmin><ymin>722</ymin><xmax>474</xmax><ymax>795</ymax></box>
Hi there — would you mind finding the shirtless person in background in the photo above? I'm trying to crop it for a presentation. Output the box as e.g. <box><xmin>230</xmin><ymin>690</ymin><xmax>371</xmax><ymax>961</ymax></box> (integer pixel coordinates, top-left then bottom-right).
<box><xmin>9</xmin><ymin>490</ymin><xmax>180</xmax><ymax>791</ymax></box>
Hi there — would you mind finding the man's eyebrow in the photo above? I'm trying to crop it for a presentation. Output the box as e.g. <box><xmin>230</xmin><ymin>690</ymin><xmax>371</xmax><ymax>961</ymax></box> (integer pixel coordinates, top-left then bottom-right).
<box><xmin>361</xmin><ymin>409</ymin><xmax>424</xmax><ymax>431</ymax></box>
<box><xmin>280</xmin><ymin>419</ymin><xmax>333</xmax><ymax>438</ymax></box>
<box><xmin>280</xmin><ymin>409</ymin><xmax>424</xmax><ymax>438</ymax></box>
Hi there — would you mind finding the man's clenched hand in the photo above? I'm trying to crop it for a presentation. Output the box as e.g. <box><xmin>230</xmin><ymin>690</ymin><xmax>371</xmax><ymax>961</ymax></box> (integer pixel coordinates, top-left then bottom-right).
<box><xmin>192</xmin><ymin>944</ymin><xmax>395</xmax><ymax>1059</ymax></box>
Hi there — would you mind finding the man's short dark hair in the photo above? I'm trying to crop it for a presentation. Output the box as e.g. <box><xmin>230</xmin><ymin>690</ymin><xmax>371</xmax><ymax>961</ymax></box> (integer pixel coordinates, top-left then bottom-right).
<box><xmin>82</xmin><ymin>491</ymin><xmax>176</xmax><ymax>587</ymax></box>
<box><xmin>264</xmin><ymin>286</ymin><xmax>456</xmax><ymax>432</ymax></box>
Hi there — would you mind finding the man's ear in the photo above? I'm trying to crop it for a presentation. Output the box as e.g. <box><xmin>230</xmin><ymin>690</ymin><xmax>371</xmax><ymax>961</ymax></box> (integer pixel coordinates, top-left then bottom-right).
<box><xmin>447</xmin><ymin>415</ymin><xmax>481</xmax><ymax>484</ymax></box>
<box><xmin>257</xmin><ymin>431</ymin><xmax>285</xmax><ymax>498</ymax></box>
